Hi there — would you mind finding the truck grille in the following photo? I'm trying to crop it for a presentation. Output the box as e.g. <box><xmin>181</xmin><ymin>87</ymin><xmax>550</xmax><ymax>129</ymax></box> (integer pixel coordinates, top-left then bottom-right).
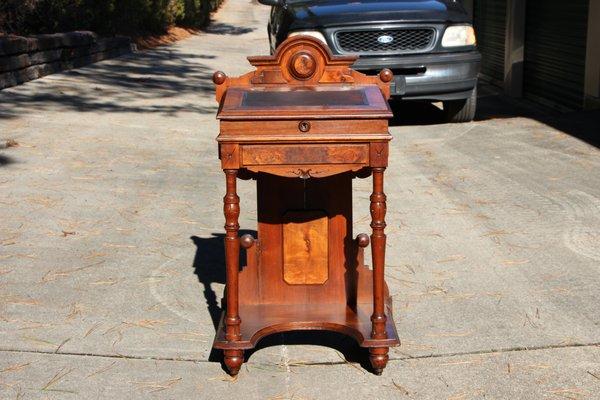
<box><xmin>335</xmin><ymin>28</ymin><xmax>435</xmax><ymax>54</ymax></box>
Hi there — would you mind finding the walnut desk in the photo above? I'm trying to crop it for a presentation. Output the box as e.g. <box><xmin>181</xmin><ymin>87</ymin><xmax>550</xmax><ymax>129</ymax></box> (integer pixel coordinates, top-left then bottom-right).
<box><xmin>211</xmin><ymin>35</ymin><xmax>399</xmax><ymax>375</ymax></box>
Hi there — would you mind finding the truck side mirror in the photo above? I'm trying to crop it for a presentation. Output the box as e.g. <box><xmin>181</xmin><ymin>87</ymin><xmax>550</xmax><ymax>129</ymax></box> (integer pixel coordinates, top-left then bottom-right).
<box><xmin>258</xmin><ymin>0</ymin><xmax>283</xmax><ymax>5</ymax></box>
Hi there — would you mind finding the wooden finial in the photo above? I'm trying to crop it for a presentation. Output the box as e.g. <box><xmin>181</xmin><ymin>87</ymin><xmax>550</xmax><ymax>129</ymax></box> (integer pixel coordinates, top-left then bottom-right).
<box><xmin>213</xmin><ymin>71</ymin><xmax>227</xmax><ymax>85</ymax></box>
<box><xmin>379</xmin><ymin>69</ymin><xmax>393</xmax><ymax>83</ymax></box>
<box><xmin>357</xmin><ymin>233</ymin><xmax>370</xmax><ymax>248</ymax></box>
<box><xmin>240</xmin><ymin>234</ymin><xmax>255</xmax><ymax>249</ymax></box>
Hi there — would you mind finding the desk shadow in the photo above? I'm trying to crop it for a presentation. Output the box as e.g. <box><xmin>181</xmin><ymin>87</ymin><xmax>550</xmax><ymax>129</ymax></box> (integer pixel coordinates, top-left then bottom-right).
<box><xmin>191</xmin><ymin>231</ymin><xmax>255</xmax><ymax>330</ymax></box>
<box><xmin>191</xmin><ymin>233</ymin><xmax>371</xmax><ymax>371</ymax></box>
<box><xmin>245</xmin><ymin>330</ymin><xmax>372</xmax><ymax>371</ymax></box>
<box><xmin>0</xmin><ymin>154</ymin><xmax>15</xmax><ymax>166</ymax></box>
<box><xmin>190</xmin><ymin>231</ymin><xmax>251</xmax><ymax>369</ymax></box>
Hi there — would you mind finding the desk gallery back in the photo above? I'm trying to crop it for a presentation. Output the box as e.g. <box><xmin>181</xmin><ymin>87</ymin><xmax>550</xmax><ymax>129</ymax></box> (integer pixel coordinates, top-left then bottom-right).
<box><xmin>211</xmin><ymin>35</ymin><xmax>399</xmax><ymax>375</ymax></box>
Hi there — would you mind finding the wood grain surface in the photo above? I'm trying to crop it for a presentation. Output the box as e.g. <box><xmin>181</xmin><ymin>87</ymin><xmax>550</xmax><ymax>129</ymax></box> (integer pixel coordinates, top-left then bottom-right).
<box><xmin>243</xmin><ymin>144</ymin><xmax>369</xmax><ymax>165</ymax></box>
<box><xmin>283</xmin><ymin>210</ymin><xmax>329</xmax><ymax>285</ymax></box>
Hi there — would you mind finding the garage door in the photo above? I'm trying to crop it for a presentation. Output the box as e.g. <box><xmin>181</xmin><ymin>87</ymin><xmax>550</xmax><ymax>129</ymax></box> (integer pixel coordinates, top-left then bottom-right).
<box><xmin>524</xmin><ymin>0</ymin><xmax>589</xmax><ymax>109</ymax></box>
<box><xmin>474</xmin><ymin>0</ymin><xmax>507</xmax><ymax>84</ymax></box>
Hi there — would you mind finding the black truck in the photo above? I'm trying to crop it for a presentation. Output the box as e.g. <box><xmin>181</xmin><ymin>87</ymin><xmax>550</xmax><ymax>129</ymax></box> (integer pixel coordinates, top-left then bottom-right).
<box><xmin>257</xmin><ymin>0</ymin><xmax>481</xmax><ymax>122</ymax></box>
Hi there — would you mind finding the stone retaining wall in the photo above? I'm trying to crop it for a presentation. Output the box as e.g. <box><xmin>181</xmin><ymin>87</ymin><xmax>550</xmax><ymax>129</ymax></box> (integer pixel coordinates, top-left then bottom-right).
<box><xmin>0</xmin><ymin>31</ymin><xmax>134</xmax><ymax>89</ymax></box>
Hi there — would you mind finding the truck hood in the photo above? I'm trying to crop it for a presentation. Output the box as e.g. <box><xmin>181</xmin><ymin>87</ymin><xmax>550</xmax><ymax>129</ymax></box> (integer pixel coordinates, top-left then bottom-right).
<box><xmin>287</xmin><ymin>0</ymin><xmax>470</xmax><ymax>29</ymax></box>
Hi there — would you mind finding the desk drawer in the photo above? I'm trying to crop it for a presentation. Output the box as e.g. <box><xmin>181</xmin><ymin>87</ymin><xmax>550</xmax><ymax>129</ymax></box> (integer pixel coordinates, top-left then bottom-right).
<box><xmin>242</xmin><ymin>144</ymin><xmax>369</xmax><ymax>166</ymax></box>
<box><xmin>220</xmin><ymin>119</ymin><xmax>388</xmax><ymax>136</ymax></box>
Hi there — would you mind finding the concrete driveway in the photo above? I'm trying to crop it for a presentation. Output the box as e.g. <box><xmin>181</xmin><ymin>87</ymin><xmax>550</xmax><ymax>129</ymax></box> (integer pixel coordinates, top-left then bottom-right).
<box><xmin>1</xmin><ymin>0</ymin><xmax>599</xmax><ymax>398</ymax></box>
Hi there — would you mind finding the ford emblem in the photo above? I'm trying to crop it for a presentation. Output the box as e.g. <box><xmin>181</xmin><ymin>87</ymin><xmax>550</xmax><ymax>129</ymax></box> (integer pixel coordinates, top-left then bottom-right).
<box><xmin>377</xmin><ymin>35</ymin><xmax>394</xmax><ymax>44</ymax></box>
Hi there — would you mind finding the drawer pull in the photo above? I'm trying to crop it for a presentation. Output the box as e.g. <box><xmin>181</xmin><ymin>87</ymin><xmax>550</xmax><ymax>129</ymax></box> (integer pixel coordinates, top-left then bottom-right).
<box><xmin>298</xmin><ymin>121</ymin><xmax>311</xmax><ymax>132</ymax></box>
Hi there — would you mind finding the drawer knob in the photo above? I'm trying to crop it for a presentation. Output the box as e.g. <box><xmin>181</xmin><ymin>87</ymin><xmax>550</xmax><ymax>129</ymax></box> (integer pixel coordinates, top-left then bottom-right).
<box><xmin>298</xmin><ymin>121</ymin><xmax>311</xmax><ymax>132</ymax></box>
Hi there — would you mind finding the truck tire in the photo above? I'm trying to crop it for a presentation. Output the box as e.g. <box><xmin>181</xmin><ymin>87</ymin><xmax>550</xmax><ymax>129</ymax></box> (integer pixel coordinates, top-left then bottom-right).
<box><xmin>443</xmin><ymin>87</ymin><xmax>477</xmax><ymax>123</ymax></box>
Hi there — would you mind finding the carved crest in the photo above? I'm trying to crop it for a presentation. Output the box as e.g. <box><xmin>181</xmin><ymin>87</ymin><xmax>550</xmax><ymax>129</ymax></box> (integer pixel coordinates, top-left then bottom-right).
<box><xmin>213</xmin><ymin>35</ymin><xmax>393</xmax><ymax>104</ymax></box>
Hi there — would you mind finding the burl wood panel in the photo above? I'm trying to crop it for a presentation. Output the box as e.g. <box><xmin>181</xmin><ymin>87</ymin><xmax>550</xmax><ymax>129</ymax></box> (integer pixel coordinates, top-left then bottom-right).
<box><xmin>248</xmin><ymin>173</ymin><xmax>352</xmax><ymax>305</ymax></box>
<box><xmin>242</xmin><ymin>144</ymin><xmax>368</xmax><ymax>166</ymax></box>
<box><xmin>282</xmin><ymin>210</ymin><xmax>328</xmax><ymax>285</ymax></box>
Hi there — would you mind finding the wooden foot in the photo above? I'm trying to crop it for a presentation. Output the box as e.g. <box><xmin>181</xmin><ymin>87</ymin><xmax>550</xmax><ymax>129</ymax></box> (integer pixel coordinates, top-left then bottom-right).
<box><xmin>224</xmin><ymin>349</ymin><xmax>244</xmax><ymax>376</ymax></box>
<box><xmin>369</xmin><ymin>347</ymin><xmax>389</xmax><ymax>375</ymax></box>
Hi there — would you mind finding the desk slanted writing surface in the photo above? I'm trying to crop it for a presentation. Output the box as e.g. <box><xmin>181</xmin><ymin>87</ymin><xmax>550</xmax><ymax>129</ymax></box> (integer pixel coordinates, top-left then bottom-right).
<box><xmin>211</xmin><ymin>35</ymin><xmax>399</xmax><ymax>375</ymax></box>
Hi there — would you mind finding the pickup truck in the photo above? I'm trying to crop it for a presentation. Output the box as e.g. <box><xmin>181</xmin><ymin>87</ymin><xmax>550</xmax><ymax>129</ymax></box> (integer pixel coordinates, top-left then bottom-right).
<box><xmin>257</xmin><ymin>0</ymin><xmax>481</xmax><ymax>122</ymax></box>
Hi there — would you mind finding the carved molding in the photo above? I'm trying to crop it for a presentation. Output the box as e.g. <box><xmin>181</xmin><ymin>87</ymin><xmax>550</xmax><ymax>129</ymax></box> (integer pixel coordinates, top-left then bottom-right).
<box><xmin>213</xmin><ymin>35</ymin><xmax>392</xmax><ymax>103</ymax></box>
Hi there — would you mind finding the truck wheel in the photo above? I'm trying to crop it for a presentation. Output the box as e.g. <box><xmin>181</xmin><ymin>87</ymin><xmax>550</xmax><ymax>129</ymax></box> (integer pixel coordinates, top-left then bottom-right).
<box><xmin>443</xmin><ymin>87</ymin><xmax>477</xmax><ymax>123</ymax></box>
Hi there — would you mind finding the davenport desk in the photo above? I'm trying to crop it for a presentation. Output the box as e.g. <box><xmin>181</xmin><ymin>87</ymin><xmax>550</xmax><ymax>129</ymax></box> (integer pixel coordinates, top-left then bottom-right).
<box><xmin>211</xmin><ymin>36</ymin><xmax>399</xmax><ymax>375</ymax></box>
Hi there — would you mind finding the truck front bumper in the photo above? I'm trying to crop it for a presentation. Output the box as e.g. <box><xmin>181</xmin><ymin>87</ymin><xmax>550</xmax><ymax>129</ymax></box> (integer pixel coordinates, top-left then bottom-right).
<box><xmin>352</xmin><ymin>50</ymin><xmax>481</xmax><ymax>101</ymax></box>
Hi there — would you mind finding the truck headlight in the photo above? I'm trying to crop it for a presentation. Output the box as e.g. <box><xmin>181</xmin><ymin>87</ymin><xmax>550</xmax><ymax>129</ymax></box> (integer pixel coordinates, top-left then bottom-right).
<box><xmin>288</xmin><ymin>31</ymin><xmax>327</xmax><ymax>44</ymax></box>
<box><xmin>441</xmin><ymin>25</ymin><xmax>476</xmax><ymax>47</ymax></box>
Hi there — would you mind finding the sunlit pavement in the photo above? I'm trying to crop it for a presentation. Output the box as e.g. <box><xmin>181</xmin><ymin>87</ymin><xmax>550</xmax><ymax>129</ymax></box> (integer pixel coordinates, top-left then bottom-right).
<box><xmin>1</xmin><ymin>0</ymin><xmax>599</xmax><ymax>398</ymax></box>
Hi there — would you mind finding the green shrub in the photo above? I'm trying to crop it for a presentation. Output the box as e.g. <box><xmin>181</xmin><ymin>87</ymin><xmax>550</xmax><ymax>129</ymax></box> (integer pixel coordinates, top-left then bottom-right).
<box><xmin>0</xmin><ymin>0</ymin><xmax>218</xmax><ymax>36</ymax></box>
<box><xmin>0</xmin><ymin>0</ymin><xmax>37</xmax><ymax>34</ymax></box>
<box><xmin>24</xmin><ymin>0</ymin><xmax>83</xmax><ymax>34</ymax></box>
<box><xmin>181</xmin><ymin>0</ymin><xmax>209</xmax><ymax>27</ymax></box>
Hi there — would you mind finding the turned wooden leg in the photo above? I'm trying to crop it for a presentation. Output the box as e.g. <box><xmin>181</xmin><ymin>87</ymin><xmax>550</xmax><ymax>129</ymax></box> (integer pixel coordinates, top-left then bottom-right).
<box><xmin>369</xmin><ymin>347</ymin><xmax>389</xmax><ymax>375</ymax></box>
<box><xmin>369</xmin><ymin>167</ymin><xmax>389</xmax><ymax>374</ymax></box>
<box><xmin>224</xmin><ymin>349</ymin><xmax>244</xmax><ymax>376</ymax></box>
<box><xmin>223</xmin><ymin>169</ymin><xmax>242</xmax><ymax>375</ymax></box>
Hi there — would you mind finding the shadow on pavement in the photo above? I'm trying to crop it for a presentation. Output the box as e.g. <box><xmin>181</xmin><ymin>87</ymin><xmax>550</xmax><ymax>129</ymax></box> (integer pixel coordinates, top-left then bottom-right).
<box><xmin>245</xmin><ymin>330</ymin><xmax>372</xmax><ymax>371</ymax></box>
<box><xmin>387</xmin><ymin>85</ymin><xmax>599</xmax><ymax>149</ymax></box>
<box><xmin>388</xmin><ymin>99</ymin><xmax>445</xmax><ymax>126</ymax></box>
<box><xmin>0</xmin><ymin>154</ymin><xmax>16</xmax><ymax>166</ymax></box>
<box><xmin>203</xmin><ymin>22</ymin><xmax>255</xmax><ymax>35</ymax></box>
<box><xmin>476</xmin><ymin>93</ymin><xmax>600</xmax><ymax>149</ymax></box>
<box><xmin>191</xmin><ymin>231</ymin><xmax>254</xmax><ymax>331</ymax></box>
<box><xmin>0</xmin><ymin>48</ymin><xmax>219</xmax><ymax>119</ymax></box>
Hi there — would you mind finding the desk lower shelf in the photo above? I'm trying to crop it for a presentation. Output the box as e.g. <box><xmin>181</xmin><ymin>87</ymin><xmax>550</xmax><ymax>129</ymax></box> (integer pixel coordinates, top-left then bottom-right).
<box><xmin>212</xmin><ymin>302</ymin><xmax>399</xmax><ymax>350</ymax></box>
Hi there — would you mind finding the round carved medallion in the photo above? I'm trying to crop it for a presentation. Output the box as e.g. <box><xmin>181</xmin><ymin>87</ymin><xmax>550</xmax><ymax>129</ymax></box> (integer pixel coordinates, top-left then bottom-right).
<box><xmin>289</xmin><ymin>52</ymin><xmax>317</xmax><ymax>80</ymax></box>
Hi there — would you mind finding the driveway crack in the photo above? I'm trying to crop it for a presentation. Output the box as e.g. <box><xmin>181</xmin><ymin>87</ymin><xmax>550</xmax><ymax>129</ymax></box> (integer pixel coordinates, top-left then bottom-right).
<box><xmin>0</xmin><ymin>341</ymin><xmax>598</xmax><ymax>365</ymax></box>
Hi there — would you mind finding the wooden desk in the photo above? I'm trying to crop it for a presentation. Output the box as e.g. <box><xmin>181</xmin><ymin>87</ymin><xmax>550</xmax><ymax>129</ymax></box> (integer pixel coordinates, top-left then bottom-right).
<box><xmin>211</xmin><ymin>36</ymin><xmax>399</xmax><ymax>375</ymax></box>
